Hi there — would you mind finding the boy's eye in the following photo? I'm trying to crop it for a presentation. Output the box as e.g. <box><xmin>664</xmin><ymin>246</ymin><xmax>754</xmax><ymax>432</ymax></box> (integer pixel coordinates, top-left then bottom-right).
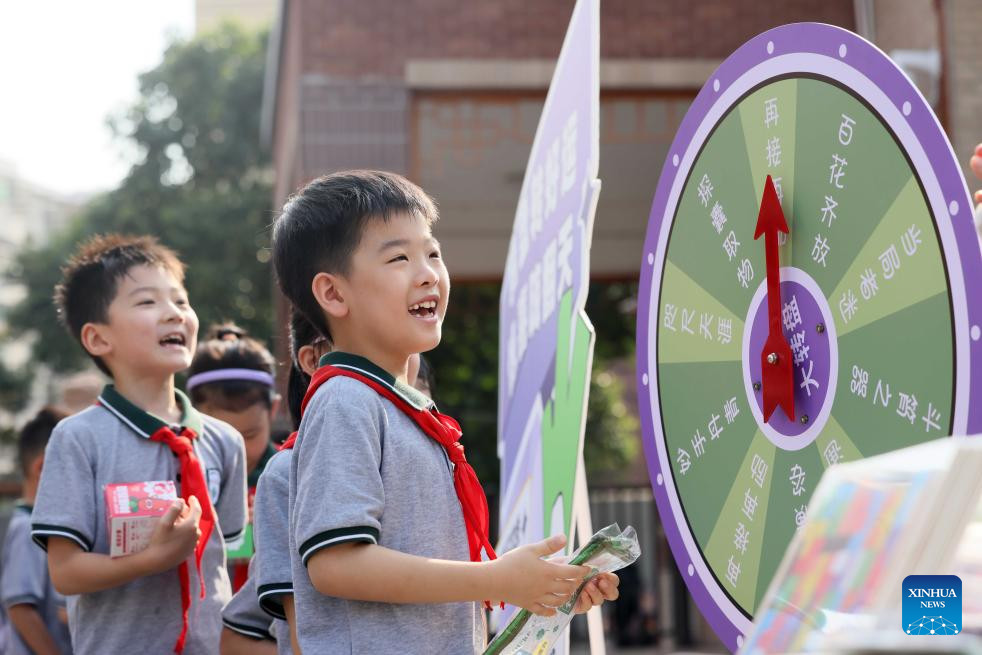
<box><xmin>137</xmin><ymin>299</ymin><xmax>154</xmax><ymax>306</ymax></box>
<box><xmin>388</xmin><ymin>254</ymin><xmax>409</xmax><ymax>263</ymax></box>
<box><xmin>429</xmin><ymin>250</ymin><xmax>441</xmax><ymax>259</ymax></box>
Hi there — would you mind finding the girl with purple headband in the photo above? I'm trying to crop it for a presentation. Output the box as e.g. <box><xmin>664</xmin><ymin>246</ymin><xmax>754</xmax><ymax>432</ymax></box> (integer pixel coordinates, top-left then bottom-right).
<box><xmin>186</xmin><ymin>323</ymin><xmax>280</xmax><ymax>595</ymax></box>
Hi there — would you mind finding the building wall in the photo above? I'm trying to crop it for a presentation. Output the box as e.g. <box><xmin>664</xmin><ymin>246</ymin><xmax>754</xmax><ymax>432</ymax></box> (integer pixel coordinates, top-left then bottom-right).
<box><xmin>297</xmin><ymin>0</ymin><xmax>855</xmax><ymax>78</ymax></box>
<box><xmin>945</xmin><ymin>0</ymin><xmax>982</xmax><ymax>187</ymax></box>
<box><xmin>268</xmin><ymin>0</ymin><xmax>857</xmax><ymax>278</ymax></box>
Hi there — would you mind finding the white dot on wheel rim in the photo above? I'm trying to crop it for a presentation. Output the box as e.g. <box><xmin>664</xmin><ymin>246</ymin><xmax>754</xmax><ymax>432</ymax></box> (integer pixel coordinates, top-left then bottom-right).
<box><xmin>687</xmin><ymin>563</ymin><xmax>694</xmax><ymax>576</ymax></box>
<box><xmin>647</xmin><ymin>252</ymin><xmax>654</xmax><ymax>265</ymax></box>
<box><xmin>672</xmin><ymin>154</ymin><xmax>679</xmax><ymax>167</ymax></box>
<box><xmin>656</xmin><ymin>473</ymin><xmax>663</xmax><ymax>486</ymax></box>
<box><xmin>766</xmin><ymin>41</ymin><xmax>774</xmax><ymax>55</ymax></box>
<box><xmin>713</xmin><ymin>79</ymin><xmax>720</xmax><ymax>92</ymax></box>
<box><xmin>642</xmin><ymin>372</ymin><xmax>649</xmax><ymax>385</ymax></box>
<box><xmin>838</xmin><ymin>43</ymin><xmax>847</xmax><ymax>58</ymax></box>
<box><xmin>971</xmin><ymin>325</ymin><xmax>980</xmax><ymax>341</ymax></box>
<box><xmin>737</xmin><ymin>635</ymin><xmax>744</xmax><ymax>648</ymax></box>
<box><xmin>949</xmin><ymin>200</ymin><xmax>959</xmax><ymax>215</ymax></box>
<box><xmin>902</xmin><ymin>101</ymin><xmax>912</xmax><ymax>116</ymax></box>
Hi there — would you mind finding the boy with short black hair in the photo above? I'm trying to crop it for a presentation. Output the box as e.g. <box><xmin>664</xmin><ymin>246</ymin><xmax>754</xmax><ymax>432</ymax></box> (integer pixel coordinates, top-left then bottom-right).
<box><xmin>32</xmin><ymin>234</ymin><xmax>247</xmax><ymax>654</ymax></box>
<box><xmin>272</xmin><ymin>171</ymin><xmax>617</xmax><ymax>653</ymax></box>
<box><xmin>1</xmin><ymin>406</ymin><xmax>73</xmax><ymax>655</ymax></box>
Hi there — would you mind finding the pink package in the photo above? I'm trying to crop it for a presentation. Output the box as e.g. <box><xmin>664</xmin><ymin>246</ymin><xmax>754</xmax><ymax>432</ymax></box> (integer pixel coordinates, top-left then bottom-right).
<box><xmin>104</xmin><ymin>481</ymin><xmax>178</xmax><ymax>557</ymax></box>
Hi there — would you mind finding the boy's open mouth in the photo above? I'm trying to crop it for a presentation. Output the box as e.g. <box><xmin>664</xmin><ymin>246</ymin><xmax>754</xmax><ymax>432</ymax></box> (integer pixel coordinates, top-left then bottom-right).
<box><xmin>408</xmin><ymin>300</ymin><xmax>437</xmax><ymax>318</ymax></box>
<box><xmin>159</xmin><ymin>333</ymin><xmax>187</xmax><ymax>347</ymax></box>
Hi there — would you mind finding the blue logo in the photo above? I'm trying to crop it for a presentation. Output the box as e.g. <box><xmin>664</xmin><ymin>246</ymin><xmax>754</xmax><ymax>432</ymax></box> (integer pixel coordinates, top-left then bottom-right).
<box><xmin>902</xmin><ymin>575</ymin><xmax>961</xmax><ymax>635</ymax></box>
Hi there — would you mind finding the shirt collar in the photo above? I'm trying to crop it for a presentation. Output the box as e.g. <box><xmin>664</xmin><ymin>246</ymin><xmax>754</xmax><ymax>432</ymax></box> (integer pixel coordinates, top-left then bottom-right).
<box><xmin>98</xmin><ymin>384</ymin><xmax>204</xmax><ymax>438</ymax></box>
<box><xmin>318</xmin><ymin>352</ymin><xmax>435</xmax><ymax>411</ymax></box>
<box><xmin>248</xmin><ymin>442</ymin><xmax>278</xmax><ymax>488</ymax></box>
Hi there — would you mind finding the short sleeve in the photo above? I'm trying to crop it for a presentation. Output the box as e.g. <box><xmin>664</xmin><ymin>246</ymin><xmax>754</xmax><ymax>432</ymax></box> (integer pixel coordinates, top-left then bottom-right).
<box><xmin>253</xmin><ymin>454</ymin><xmax>292</xmax><ymax>619</ymax></box>
<box><xmin>31</xmin><ymin>425</ymin><xmax>97</xmax><ymax>552</ymax></box>
<box><xmin>212</xmin><ymin>423</ymin><xmax>248</xmax><ymax>543</ymax></box>
<box><xmin>221</xmin><ymin>559</ymin><xmax>274</xmax><ymax>641</ymax></box>
<box><xmin>1</xmin><ymin>516</ymin><xmax>47</xmax><ymax>607</ymax></box>
<box><xmin>293</xmin><ymin>386</ymin><xmax>384</xmax><ymax>567</ymax></box>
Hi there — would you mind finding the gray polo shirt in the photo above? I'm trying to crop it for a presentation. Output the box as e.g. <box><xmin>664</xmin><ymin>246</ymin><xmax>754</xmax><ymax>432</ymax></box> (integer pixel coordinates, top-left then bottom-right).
<box><xmin>289</xmin><ymin>352</ymin><xmax>484</xmax><ymax>654</ymax></box>
<box><xmin>31</xmin><ymin>385</ymin><xmax>247</xmax><ymax>655</ymax></box>
<box><xmin>253</xmin><ymin>449</ymin><xmax>293</xmax><ymax>654</ymax></box>
<box><xmin>222</xmin><ymin>557</ymin><xmax>280</xmax><ymax>646</ymax></box>
<box><xmin>1</xmin><ymin>503</ymin><xmax>72</xmax><ymax>655</ymax></box>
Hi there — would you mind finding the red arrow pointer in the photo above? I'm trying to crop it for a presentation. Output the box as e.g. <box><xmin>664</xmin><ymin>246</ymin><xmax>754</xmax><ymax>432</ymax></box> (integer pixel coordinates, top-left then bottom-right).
<box><xmin>754</xmin><ymin>175</ymin><xmax>795</xmax><ymax>423</ymax></box>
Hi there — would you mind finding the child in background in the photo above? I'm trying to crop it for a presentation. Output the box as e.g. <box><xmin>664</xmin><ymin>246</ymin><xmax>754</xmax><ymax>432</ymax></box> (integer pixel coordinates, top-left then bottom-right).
<box><xmin>32</xmin><ymin>234</ymin><xmax>247</xmax><ymax>654</ymax></box>
<box><xmin>220</xmin><ymin>310</ymin><xmax>328</xmax><ymax>655</ymax></box>
<box><xmin>1</xmin><ymin>407</ymin><xmax>73</xmax><ymax>655</ymax></box>
<box><xmin>252</xmin><ymin>309</ymin><xmax>330</xmax><ymax>654</ymax></box>
<box><xmin>186</xmin><ymin>323</ymin><xmax>280</xmax><ymax>591</ymax></box>
<box><xmin>271</xmin><ymin>170</ymin><xmax>616</xmax><ymax>653</ymax></box>
<box><xmin>218</xmin><ymin>557</ymin><xmax>277</xmax><ymax>655</ymax></box>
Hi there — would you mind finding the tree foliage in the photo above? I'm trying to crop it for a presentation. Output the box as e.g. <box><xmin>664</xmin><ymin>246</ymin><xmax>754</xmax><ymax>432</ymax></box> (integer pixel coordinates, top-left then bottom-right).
<box><xmin>3</xmin><ymin>24</ymin><xmax>273</xmax><ymax>377</ymax></box>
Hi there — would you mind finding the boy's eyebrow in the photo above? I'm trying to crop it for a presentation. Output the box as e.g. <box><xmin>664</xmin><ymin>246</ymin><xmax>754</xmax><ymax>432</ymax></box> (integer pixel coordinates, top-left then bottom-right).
<box><xmin>127</xmin><ymin>286</ymin><xmax>161</xmax><ymax>296</ymax></box>
<box><xmin>127</xmin><ymin>286</ymin><xmax>185</xmax><ymax>296</ymax></box>
<box><xmin>378</xmin><ymin>238</ymin><xmax>410</xmax><ymax>252</ymax></box>
<box><xmin>378</xmin><ymin>236</ymin><xmax>440</xmax><ymax>252</ymax></box>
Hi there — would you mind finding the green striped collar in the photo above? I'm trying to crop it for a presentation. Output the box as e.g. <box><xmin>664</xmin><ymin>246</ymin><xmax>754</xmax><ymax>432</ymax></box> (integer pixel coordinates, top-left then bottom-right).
<box><xmin>98</xmin><ymin>384</ymin><xmax>203</xmax><ymax>438</ymax></box>
<box><xmin>248</xmin><ymin>442</ymin><xmax>278</xmax><ymax>488</ymax></box>
<box><xmin>318</xmin><ymin>352</ymin><xmax>434</xmax><ymax>411</ymax></box>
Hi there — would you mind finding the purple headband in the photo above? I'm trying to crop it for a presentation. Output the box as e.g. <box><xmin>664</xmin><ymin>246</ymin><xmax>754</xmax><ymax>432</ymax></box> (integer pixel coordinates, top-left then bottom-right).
<box><xmin>186</xmin><ymin>368</ymin><xmax>275</xmax><ymax>391</ymax></box>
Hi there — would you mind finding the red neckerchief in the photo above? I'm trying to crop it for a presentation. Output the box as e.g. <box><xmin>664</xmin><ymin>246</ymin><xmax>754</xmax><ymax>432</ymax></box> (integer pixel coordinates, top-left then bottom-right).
<box><xmin>278</xmin><ymin>431</ymin><xmax>298</xmax><ymax>451</ymax></box>
<box><xmin>300</xmin><ymin>365</ymin><xmax>498</xmax><ymax>565</ymax></box>
<box><xmin>149</xmin><ymin>426</ymin><xmax>215</xmax><ymax>654</ymax></box>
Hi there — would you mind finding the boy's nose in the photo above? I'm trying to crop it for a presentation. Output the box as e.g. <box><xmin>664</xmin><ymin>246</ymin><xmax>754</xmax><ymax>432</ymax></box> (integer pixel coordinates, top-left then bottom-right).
<box><xmin>163</xmin><ymin>302</ymin><xmax>186</xmax><ymax>320</ymax></box>
<box><xmin>418</xmin><ymin>261</ymin><xmax>440</xmax><ymax>285</ymax></box>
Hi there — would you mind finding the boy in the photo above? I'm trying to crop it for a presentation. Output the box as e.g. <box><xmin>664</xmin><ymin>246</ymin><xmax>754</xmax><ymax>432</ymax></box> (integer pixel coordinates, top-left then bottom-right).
<box><xmin>1</xmin><ymin>407</ymin><xmax>73</xmax><ymax>655</ymax></box>
<box><xmin>271</xmin><ymin>171</ymin><xmax>618</xmax><ymax>653</ymax></box>
<box><xmin>31</xmin><ymin>234</ymin><xmax>248</xmax><ymax>654</ymax></box>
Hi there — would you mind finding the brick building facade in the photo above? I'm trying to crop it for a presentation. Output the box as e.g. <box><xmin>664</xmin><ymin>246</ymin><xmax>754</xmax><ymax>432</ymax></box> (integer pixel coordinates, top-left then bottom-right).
<box><xmin>262</xmin><ymin>0</ymin><xmax>857</xmax><ymax>280</ymax></box>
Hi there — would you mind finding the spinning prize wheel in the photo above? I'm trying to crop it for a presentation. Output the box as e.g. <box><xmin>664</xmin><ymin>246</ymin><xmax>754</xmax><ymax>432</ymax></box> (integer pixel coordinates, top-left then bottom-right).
<box><xmin>636</xmin><ymin>23</ymin><xmax>982</xmax><ymax>650</ymax></box>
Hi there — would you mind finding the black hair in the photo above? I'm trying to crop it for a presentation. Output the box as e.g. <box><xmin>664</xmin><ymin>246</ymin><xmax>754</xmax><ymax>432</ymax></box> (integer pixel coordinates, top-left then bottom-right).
<box><xmin>286</xmin><ymin>308</ymin><xmax>328</xmax><ymax>430</ymax></box>
<box><xmin>18</xmin><ymin>406</ymin><xmax>68</xmax><ymax>474</ymax></box>
<box><xmin>415</xmin><ymin>354</ymin><xmax>436</xmax><ymax>398</ymax></box>
<box><xmin>187</xmin><ymin>322</ymin><xmax>276</xmax><ymax>412</ymax></box>
<box><xmin>271</xmin><ymin>170</ymin><xmax>438</xmax><ymax>343</ymax></box>
<box><xmin>54</xmin><ymin>234</ymin><xmax>186</xmax><ymax>376</ymax></box>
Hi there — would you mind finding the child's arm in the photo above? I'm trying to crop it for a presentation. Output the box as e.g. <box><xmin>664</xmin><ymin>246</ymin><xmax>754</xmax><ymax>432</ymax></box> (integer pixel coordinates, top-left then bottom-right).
<box><xmin>220</xmin><ymin>628</ymin><xmax>277</xmax><ymax>655</ymax></box>
<box><xmin>284</xmin><ymin>595</ymin><xmax>301</xmax><ymax>655</ymax></box>
<box><xmin>7</xmin><ymin>604</ymin><xmax>60</xmax><ymax>655</ymax></box>
<box><xmin>307</xmin><ymin>534</ymin><xmax>588</xmax><ymax>616</ymax></box>
<box><xmin>47</xmin><ymin>497</ymin><xmax>201</xmax><ymax>595</ymax></box>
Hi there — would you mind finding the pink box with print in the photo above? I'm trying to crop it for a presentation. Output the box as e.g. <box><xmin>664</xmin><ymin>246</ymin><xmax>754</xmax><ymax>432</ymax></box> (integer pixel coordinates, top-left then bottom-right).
<box><xmin>104</xmin><ymin>480</ymin><xmax>177</xmax><ymax>557</ymax></box>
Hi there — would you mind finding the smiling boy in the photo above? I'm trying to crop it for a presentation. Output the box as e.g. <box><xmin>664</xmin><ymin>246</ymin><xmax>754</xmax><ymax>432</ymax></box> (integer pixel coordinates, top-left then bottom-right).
<box><xmin>271</xmin><ymin>171</ymin><xmax>617</xmax><ymax>653</ymax></box>
<box><xmin>31</xmin><ymin>234</ymin><xmax>247</xmax><ymax>654</ymax></box>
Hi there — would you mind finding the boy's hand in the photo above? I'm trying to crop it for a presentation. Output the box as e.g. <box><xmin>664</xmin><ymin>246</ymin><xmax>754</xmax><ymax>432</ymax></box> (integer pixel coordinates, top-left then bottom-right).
<box><xmin>572</xmin><ymin>572</ymin><xmax>620</xmax><ymax>614</ymax></box>
<box><xmin>146</xmin><ymin>496</ymin><xmax>202</xmax><ymax>571</ymax></box>
<box><xmin>489</xmin><ymin>534</ymin><xmax>590</xmax><ymax>617</ymax></box>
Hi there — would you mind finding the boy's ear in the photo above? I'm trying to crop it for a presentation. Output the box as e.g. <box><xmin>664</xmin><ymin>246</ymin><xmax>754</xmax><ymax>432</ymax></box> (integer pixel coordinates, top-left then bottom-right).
<box><xmin>297</xmin><ymin>345</ymin><xmax>320</xmax><ymax>377</ymax></box>
<box><xmin>311</xmin><ymin>272</ymin><xmax>349</xmax><ymax>320</ymax></box>
<box><xmin>80</xmin><ymin>322</ymin><xmax>113</xmax><ymax>358</ymax></box>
